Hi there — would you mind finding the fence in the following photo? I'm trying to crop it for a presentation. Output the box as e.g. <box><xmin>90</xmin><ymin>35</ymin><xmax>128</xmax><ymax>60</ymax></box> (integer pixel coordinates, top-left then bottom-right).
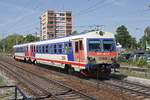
<box><xmin>0</xmin><ymin>85</ymin><xmax>30</xmax><ymax>100</ymax></box>
<box><xmin>120</xmin><ymin>66</ymin><xmax>150</xmax><ymax>79</ymax></box>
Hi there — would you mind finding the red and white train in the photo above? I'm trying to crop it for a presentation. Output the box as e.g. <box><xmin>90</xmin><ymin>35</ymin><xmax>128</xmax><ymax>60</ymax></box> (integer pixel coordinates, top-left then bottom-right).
<box><xmin>13</xmin><ymin>30</ymin><xmax>118</xmax><ymax>78</ymax></box>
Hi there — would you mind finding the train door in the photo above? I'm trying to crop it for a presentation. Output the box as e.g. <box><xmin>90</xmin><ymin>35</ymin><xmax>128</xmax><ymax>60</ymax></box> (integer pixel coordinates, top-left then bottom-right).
<box><xmin>73</xmin><ymin>39</ymin><xmax>85</xmax><ymax>62</ymax></box>
<box><xmin>30</xmin><ymin>45</ymin><xmax>35</xmax><ymax>57</ymax></box>
<box><xmin>25</xmin><ymin>46</ymin><xmax>28</xmax><ymax>56</ymax></box>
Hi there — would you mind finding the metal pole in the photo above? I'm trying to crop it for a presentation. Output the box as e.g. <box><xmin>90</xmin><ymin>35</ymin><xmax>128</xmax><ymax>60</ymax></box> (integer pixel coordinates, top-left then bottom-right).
<box><xmin>97</xmin><ymin>65</ymin><xmax>99</xmax><ymax>90</ymax></box>
<box><xmin>15</xmin><ymin>86</ymin><xmax>17</xmax><ymax>100</ymax></box>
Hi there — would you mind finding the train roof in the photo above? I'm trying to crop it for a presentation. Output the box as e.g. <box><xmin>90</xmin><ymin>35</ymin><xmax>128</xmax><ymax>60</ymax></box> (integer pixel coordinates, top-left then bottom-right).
<box><xmin>13</xmin><ymin>30</ymin><xmax>114</xmax><ymax>48</ymax></box>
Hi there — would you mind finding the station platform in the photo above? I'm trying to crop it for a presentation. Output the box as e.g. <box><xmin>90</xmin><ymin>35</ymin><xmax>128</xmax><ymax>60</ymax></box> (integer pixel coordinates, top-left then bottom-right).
<box><xmin>124</xmin><ymin>76</ymin><xmax>150</xmax><ymax>87</ymax></box>
<box><xmin>111</xmin><ymin>72</ymin><xmax>150</xmax><ymax>87</ymax></box>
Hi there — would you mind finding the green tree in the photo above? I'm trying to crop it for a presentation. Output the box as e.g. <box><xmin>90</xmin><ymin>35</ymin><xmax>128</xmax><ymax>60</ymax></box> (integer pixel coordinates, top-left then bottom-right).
<box><xmin>130</xmin><ymin>37</ymin><xmax>137</xmax><ymax>50</ymax></box>
<box><xmin>71</xmin><ymin>31</ymin><xmax>78</xmax><ymax>35</ymax></box>
<box><xmin>144</xmin><ymin>27</ymin><xmax>150</xmax><ymax>43</ymax></box>
<box><xmin>138</xmin><ymin>36</ymin><xmax>146</xmax><ymax>49</ymax></box>
<box><xmin>0</xmin><ymin>33</ymin><xmax>39</xmax><ymax>53</ymax></box>
<box><xmin>23</xmin><ymin>34</ymin><xmax>39</xmax><ymax>43</ymax></box>
<box><xmin>144</xmin><ymin>27</ymin><xmax>150</xmax><ymax>49</ymax></box>
<box><xmin>0</xmin><ymin>34</ymin><xmax>24</xmax><ymax>53</ymax></box>
<box><xmin>115</xmin><ymin>25</ymin><xmax>136</xmax><ymax>49</ymax></box>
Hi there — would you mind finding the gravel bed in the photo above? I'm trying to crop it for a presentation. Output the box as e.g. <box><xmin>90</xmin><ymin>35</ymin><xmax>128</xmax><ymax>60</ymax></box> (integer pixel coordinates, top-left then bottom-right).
<box><xmin>1</xmin><ymin>56</ymin><xmax>141</xmax><ymax>100</ymax></box>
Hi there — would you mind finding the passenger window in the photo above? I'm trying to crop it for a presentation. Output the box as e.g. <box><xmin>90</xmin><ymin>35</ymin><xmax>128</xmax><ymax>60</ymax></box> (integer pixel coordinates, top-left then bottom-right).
<box><xmin>75</xmin><ymin>42</ymin><xmax>79</xmax><ymax>53</ymax></box>
<box><xmin>59</xmin><ymin>49</ymin><xmax>62</xmax><ymax>54</ymax></box>
<box><xmin>40</xmin><ymin>46</ymin><xmax>42</xmax><ymax>53</ymax></box>
<box><xmin>64</xmin><ymin>43</ymin><xmax>68</xmax><ymax>54</ymax></box>
<box><xmin>36</xmin><ymin>46</ymin><xmax>38</xmax><ymax>53</ymax></box>
<box><xmin>42</xmin><ymin>46</ymin><xmax>45</xmax><ymax>53</ymax></box>
<box><xmin>79</xmin><ymin>40</ymin><xmax>83</xmax><ymax>50</ymax></box>
<box><xmin>46</xmin><ymin>45</ymin><xmax>48</xmax><ymax>53</ymax></box>
<box><xmin>54</xmin><ymin>44</ymin><xmax>57</xmax><ymax>54</ymax></box>
<box><xmin>69</xmin><ymin>43</ymin><xmax>72</xmax><ymax>47</ymax></box>
<box><xmin>58</xmin><ymin>44</ymin><xmax>62</xmax><ymax>54</ymax></box>
<box><xmin>49</xmin><ymin>45</ymin><xmax>52</xmax><ymax>53</ymax></box>
<box><xmin>34</xmin><ymin>45</ymin><xmax>35</xmax><ymax>52</ymax></box>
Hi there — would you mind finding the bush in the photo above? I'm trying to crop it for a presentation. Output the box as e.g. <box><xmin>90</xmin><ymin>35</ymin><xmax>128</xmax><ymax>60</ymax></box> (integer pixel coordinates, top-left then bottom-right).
<box><xmin>135</xmin><ymin>57</ymin><xmax>147</xmax><ymax>67</ymax></box>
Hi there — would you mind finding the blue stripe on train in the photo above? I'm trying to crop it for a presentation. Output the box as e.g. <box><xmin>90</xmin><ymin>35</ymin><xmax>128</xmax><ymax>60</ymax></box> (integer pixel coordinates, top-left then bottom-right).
<box><xmin>67</xmin><ymin>48</ymin><xmax>74</xmax><ymax>61</ymax></box>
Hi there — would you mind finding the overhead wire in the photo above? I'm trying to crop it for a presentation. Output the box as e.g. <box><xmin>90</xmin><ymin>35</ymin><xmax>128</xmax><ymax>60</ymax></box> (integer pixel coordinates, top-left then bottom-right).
<box><xmin>75</xmin><ymin>0</ymin><xmax>118</xmax><ymax>17</ymax></box>
<box><xmin>75</xmin><ymin>0</ymin><xmax>106</xmax><ymax>15</ymax></box>
<box><xmin>5</xmin><ymin>0</ymin><xmax>42</xmax><ymax>34</ymax></box>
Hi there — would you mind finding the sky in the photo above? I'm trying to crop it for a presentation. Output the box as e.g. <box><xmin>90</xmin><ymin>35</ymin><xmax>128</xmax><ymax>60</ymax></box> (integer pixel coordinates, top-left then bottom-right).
<box><xmin>0</xmin><ymin>0</ymin><xmax>149</xmax><ymax>40</ymax></box>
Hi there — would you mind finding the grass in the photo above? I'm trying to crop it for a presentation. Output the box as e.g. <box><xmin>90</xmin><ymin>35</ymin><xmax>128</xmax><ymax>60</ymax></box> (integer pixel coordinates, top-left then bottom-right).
<box><xmin>119</xmin><ymin>68</ymin><xmax>150</xmax><ymax>79</ymax></box>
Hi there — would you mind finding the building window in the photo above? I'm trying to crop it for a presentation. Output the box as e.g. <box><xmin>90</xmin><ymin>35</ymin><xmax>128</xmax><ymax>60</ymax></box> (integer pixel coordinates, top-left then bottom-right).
<box><xmin>47</xmin><ymin>26</ymin><xmax>54</xmax><ymax>28</ymax></box>
<box><xmin>60</xmin><ymin>13</ymin><xmax>65</xmax><ymax>16</ymax></box>
<box><xmin>48</xmin><ymin>21</ymin><xmax>54</xmax><ymax>24</ymax></box>
<box><xmin>67</xmin><ymin>18</ymin><xmax>71</xmax><ymax>22</ymax></box>
<box><xmin>66</xmin><ymin>13</ymin><xmax>71</xmax><ymax>16</ymax></box>
<box><xmin>48</xmin><ymin>17</ymin><xmax>54</xmax><ymax>20</ymax></box>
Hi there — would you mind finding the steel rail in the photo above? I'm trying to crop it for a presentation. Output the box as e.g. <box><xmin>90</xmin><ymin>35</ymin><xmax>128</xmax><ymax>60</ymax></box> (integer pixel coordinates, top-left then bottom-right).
<box><xmin>0</xmin><ymin>59</ymin><xmax>96</xmax><ymax>100</ymax></box>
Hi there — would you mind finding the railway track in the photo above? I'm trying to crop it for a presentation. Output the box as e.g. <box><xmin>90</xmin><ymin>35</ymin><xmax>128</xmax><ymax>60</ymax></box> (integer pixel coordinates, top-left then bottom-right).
<box><xmin>103</xmin><ymin>79</ymin><xmax>150</xmax><ymax>100</ymax></box>
<box><xmin>87</xmin><ymin>77</ymin><xmax>150</xmax><ymax>100</ymax></box>
<box><xmin>0</xmin><ymin>60</ymin><xmax>96</xmax><ymax>100</ymax></box>
<box><xmin>1</xmin><ymin>56</ymin><xmax>146</xmax><ymax>100</ymax></box>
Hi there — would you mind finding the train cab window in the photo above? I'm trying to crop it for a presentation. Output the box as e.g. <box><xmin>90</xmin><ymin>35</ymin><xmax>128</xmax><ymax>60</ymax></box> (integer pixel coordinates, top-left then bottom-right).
<box><xmin>88</xmin><ymin>39</ymin><xmax>101</xmax><ymax>52</ymax></box>
<box><xmin>103</xmin><ymin>40</ymin><xmax>116</xmax><ymax>52</ymax></box>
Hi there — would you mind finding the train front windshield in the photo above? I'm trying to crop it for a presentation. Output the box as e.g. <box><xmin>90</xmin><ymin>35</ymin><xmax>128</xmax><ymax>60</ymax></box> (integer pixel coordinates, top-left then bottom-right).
<box><xmin>103</xmin><ymin>40</ymin><xmax>116</xmax><ymax>52</ymax></box>
<box><xmin>88</xmin><ymin>40</ymin><xmax>101</xmax><ymax>52</ymax></box>
<box><xmin>88</xmin><ymin>39</ymin><xmax>116</xmax><ymax>52</ymax></box>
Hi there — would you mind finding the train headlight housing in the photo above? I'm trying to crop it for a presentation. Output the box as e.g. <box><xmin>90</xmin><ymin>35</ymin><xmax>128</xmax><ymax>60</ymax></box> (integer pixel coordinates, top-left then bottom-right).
<box><xmin>87</xmin><ymin>56</ymin><xmax>96</xmax><ymax>63</ymax></box>
<box><xmin>99</xmin><ymin>31</ymin><xmax>104</xmax><ymax>36</ymax></box>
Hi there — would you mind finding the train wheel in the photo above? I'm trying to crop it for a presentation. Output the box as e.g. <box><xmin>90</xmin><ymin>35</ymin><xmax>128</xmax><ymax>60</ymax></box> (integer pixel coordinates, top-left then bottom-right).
<box><xmin>24</xmin><ymin>58</ymin><xmax>26</xmax><ymax>63</ymax></box>
<box><xmin>68</xmin><ymin>67</ymin><xmax>74</xmax><ymax>75</ymax></box>
<box><xmin>13</xmin><ymin>56</ymin><xmax>16</xmax><ymax>60</ymax></box>
<box><xmin>65</xmin><ymin>65</ymin><xmax>74</xmax><ymax>75</ymax></box>
<box><xmin>28</xmin><ymin>59</ymin><xmax>32</xmax><ymax>64</ymax></box>
<box><xmin>33</xmin><ymin>60</ymin><xmax>37</xmax><ymax>64</ymax></box>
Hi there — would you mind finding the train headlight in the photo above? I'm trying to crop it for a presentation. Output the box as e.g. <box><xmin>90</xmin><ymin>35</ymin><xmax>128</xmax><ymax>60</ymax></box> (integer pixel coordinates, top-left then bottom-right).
<box><xmin>87</xmin><ymin>56</ymin><xmax>96</xmax><ymax>63</ymax></box>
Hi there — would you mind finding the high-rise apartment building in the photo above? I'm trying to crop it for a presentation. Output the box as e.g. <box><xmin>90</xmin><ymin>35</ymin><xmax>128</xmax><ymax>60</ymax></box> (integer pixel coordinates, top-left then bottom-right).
<box><xmin>40</xmin><ymin>10</ymin><xmax>72</xmax><ymax>40</ymax></box>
